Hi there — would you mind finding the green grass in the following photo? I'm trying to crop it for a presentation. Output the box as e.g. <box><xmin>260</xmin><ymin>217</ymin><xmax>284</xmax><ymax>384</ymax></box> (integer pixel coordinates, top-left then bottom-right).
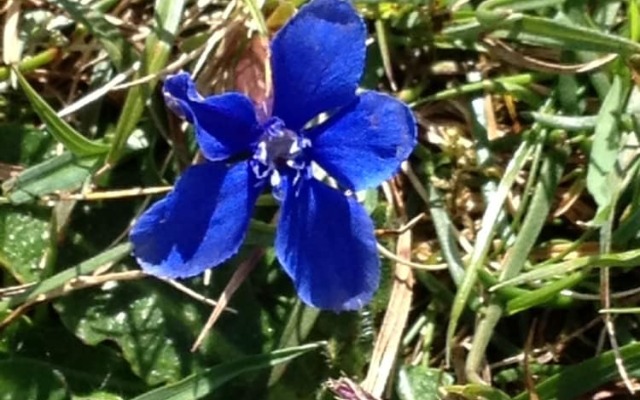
<box><xmin>2</xmin><ymin>0</ymin><xmax>640</xmax><ymax>399</ymax></box>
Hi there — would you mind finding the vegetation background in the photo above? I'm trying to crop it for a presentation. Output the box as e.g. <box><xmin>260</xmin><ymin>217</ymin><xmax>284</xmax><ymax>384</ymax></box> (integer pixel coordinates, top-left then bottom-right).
<box><xmin>2</xmin><ymin>0</ymin><xmax>640</xmax><ymax>399</ymax></box>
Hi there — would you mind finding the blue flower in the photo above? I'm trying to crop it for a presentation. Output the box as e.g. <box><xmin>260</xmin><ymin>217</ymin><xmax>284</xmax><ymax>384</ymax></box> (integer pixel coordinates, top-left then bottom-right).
<box><xmin>130</xmin><ymin>0</ymin><xmax>416</xmax><ymax>311</ymax></box>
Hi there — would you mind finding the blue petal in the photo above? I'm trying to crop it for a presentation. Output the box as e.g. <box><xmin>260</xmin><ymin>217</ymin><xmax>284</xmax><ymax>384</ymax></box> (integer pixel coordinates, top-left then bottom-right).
<box><xmin>275</xmin><ymin>178</ymin><xmax>380</xmax><ymax>310</ymax></box>
<box><xmin>130</xmin><ymin>161</ymin><xmax>263</xmax><ymax>278</ymax></box>
<box><xmin>308</xmin><ymin>91</ymin><xmax>416</xmax><ymax>191</ymax></box>
<box><xmin>271</xmin><ymin>0</ymin><xmax>365</xmax><ymax>131</ymax></box>
<box><xmin>164</xmin><ymin>72</ymin><xmax>261</xmax><ymax>161</ymax></box>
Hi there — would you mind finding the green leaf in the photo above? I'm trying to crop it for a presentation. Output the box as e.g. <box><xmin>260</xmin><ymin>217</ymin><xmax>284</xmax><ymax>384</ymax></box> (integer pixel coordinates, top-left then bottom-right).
<box><xmin>0</xmin><ymin>204</ymin><xmax>55</xmax><ymax>283</ymax></box>
<box><xmin>54</xmin><ymin>270</ymin><xmax>265</xmax><ymax>386</ymax></box>
<box><xmin>513</xmin><ymin>342</ymin><xmax>640</xmax><ymax>400</ymax></box>
<box><xmin>491</xmin><ymin>247</ymin><xmax>640</xmax><ymax>291</ymax></box>
<box><xmin>505</xmin><ymin>272</ymin><xmax>584</xmax><ymax>314</ymax></box>
<box><xmin>106</xmin><ymin>0</ymin><xmax>186</xmax><ymax>164</ymax></box>
<box><xmin>473</xmin><ymin>0</ymin><xmax>640</xmax><ymax>55</ymax></box>
<box><xmin>396</xmin><ymin>365</ymin><xmax>454</xmax><ymax>400</ymax></box>
<box><xmin>245</xmin><ymin>219</ymin><xmax>276</xmax><ymax>247</ymax></box>
<box><xmin>529</xmin><ymin>113</ymin><xmax>597</xmax><ymax>131</ymax></box>
<box><xmin>0</xmin><ymin>123</ymin><xmax>53</xmax><ymax>165</ymax></box>
<box><xmin>1</xmin><ymin>242</ymin><xmax>132</xmax><ymax>311</ymax></box>
<box><xmin>2</xmin><ymin>152</ymin><xmax>101</xmax><ymax>204</ymax></box>
<box><xmin>131</xmin><ymin>342</ymin><xmax>325</xmax><ymax>400</ymax></box>
<box><xmin>446</xmin><ymin>384</ymin><xmax>511</xmax><ymax>400</ymax></box>
<box><xmin>10</xmin><ymin>324</ymin><xmax>146</xmax><ymax>397</ymax></box>
<box><xmin>73</xmin><ymin>393</ymin><xmax>124</xmax><ymax>400</ymax></box>
<box><xmin>586</xmin><ymin>74</ymin><xmax>630</xmax><ymax>207</ymax></box>
<box><xmin>0</xmin><ymin>358</ymin><xmax>70</xmax><ymax>400</ymax></box>
<box><xmin>14</xmin><ymin>69</ymin><xmax>110</xmax><ymax>157</ymax></box>
<box><xmin>45</xmin><ymin>0</ymin><xmax>133</xmax><ymax>69</ymax></box>
<box><xmin>445</xmin><ymin>136</ymin><xmax>534</xmax><ymax>360</ymax></box>
<box><xmin>267</xmin><ymin>301</ymin><xmax>320</xmax><ymax>386</ymax></box>
<box><xmin>56</xmin><ymin>278</ymin><xmax>208</xmax><ymax>385</ymax></box>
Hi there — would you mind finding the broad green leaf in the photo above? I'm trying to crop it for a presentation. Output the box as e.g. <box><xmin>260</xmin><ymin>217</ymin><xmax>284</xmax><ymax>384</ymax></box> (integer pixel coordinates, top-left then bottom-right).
<box><xmin>0</xmin><ymin>205</ymin><xmax>55</xmax><ymax>283</ymax></box>
<box><xmin>0</xmin><ymin>358</ymin><xmax>70</xmax><ymax>400</ymax></box>
<box><xmin>396</xmin><ymin>365</ymin><xmax>454</xmax><ymax>400</ymax></box>
<box><xmin>0</xmin><ymin>123</ymin><xmax>52</xmax><ymax>165</ymax></box>
<box><xmin>14</xmin><ymin>69</ymin><xmax>110</xmax><ymax>157</ymax></box>
<box><xmin>1</xmin><ymin>242</ymin><xmax>132</xmax><ymax>311</ymax></box>
<box><xmin>10</xmin><ymin>324</ymin><xmax>146</xmax><ymax>397</ymax></box>
<box><xmin>55</xmin><ymin>278</ymin><xmax>215</xmax><ymax>385</ymax></box>
<box><xmin>131</xmin><ymin>342</ymin><xmax>325</xmax><ymax>400</ymax></box>
<box><xmin>2</xmin><ymin>153</ymin><xmax>101</xmax><ymax>204</ymax></box>
<box><xmin>54</xmin><ymin>270</ymin><xmax>265</xmax><ymax>386</ymax></box>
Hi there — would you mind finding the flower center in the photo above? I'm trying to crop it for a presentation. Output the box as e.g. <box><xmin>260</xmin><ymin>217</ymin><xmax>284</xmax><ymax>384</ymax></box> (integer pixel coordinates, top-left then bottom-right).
<box><xmin>255</xmin><ymin>119</ymin><xmax>304</xmax><ymax>166</ymax></box>
<box><xmin>251</xmin><ymin>117</ymin><xmax>311</xmax><ymax>199</ymax></box>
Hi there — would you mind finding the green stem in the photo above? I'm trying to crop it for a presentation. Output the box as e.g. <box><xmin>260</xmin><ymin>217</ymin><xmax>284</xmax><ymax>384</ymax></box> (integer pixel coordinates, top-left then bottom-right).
<box><xmin>465</xmin><ymin>146</ymin><xmax>566</xmax><ymax>384</ymax></box>
<box><xmin>0</xmin><ymin>48</ymin><xmax>60</xmax><ymax>81</ymax></box>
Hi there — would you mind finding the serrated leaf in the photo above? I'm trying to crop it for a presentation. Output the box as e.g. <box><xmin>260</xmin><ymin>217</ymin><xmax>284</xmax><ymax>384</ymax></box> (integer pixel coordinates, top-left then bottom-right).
<box><xmin>14</xmin><ymin>69</ymin><xmax>110</xmax><ymax>157</ymax></box>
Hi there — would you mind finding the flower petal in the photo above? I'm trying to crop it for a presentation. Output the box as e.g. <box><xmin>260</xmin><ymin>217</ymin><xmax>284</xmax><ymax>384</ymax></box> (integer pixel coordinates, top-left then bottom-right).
<box><xmin>271</xmin><ymin>0</ymin><xmax>365</xmax><ymax>131</ymax></box>
<box><xmin>275</xmin><ymin>178</ymin><xmax>380</xmax><ymax>310</ymax></box>
<box><xmin>308</xmin><ymin>91</ymin><xmax>416</xmax><ymax>191</ymax></box>
<box><xmin>130</xmin><ymin>161</ymin><xmax>263</xmax><ymax>278</ymax></box>
<box><xmin>164</xmin><ymin>72</ymin><xmax>261</xmax><ymax>161</ymax></box>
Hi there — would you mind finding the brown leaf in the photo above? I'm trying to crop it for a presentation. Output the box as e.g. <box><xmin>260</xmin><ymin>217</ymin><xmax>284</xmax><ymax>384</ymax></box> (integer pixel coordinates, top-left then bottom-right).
<box><xmin>235</xmin><ymin>35</ymin><xmax>271</xmax><ymax>120</ymax></box>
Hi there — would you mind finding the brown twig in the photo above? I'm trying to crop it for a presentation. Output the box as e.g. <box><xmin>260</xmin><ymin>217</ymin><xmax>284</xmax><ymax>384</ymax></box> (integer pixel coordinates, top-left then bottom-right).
<box><xmin>191</xmin><ymin>248</ymin><xmax>265</xmax><ymax>351</ymax></box>
<box><xmin>362</xmin><ymin>178</ymin><xmax>415</xmax><ymax>397</ymax></box>
<box><xmin>0</xmin><ymin>270</ymin><xmax>144</xmax><ymax>331</ymax></box>
<box><xmin>482</xmin><ymin>38</ymin><xmax>617</xmax><ymax>74</ymax></box>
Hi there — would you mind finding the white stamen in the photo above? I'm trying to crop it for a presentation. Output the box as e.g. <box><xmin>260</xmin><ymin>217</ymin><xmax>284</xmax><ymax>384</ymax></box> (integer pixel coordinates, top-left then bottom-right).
<box><xmin>270</xmin><ymin>170</ymin><xmax>282</xmax><ymax>188</ymax></box>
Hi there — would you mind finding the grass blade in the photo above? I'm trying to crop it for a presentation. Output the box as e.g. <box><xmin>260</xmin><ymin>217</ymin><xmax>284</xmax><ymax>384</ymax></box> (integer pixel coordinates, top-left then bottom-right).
<box><xmin>131</xmin><ymin>342</ymin><xmax>325</xmax><ymax>400</ymax></box>
<box><xmin>106</xmin><ymin>0</ymin><xmax>186</xmax><ymax>165</ymax></box>
<box><xmin>14</xmin><ymin>69</ymin><xmax>110</xmax><ymax>156</ymax></box>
